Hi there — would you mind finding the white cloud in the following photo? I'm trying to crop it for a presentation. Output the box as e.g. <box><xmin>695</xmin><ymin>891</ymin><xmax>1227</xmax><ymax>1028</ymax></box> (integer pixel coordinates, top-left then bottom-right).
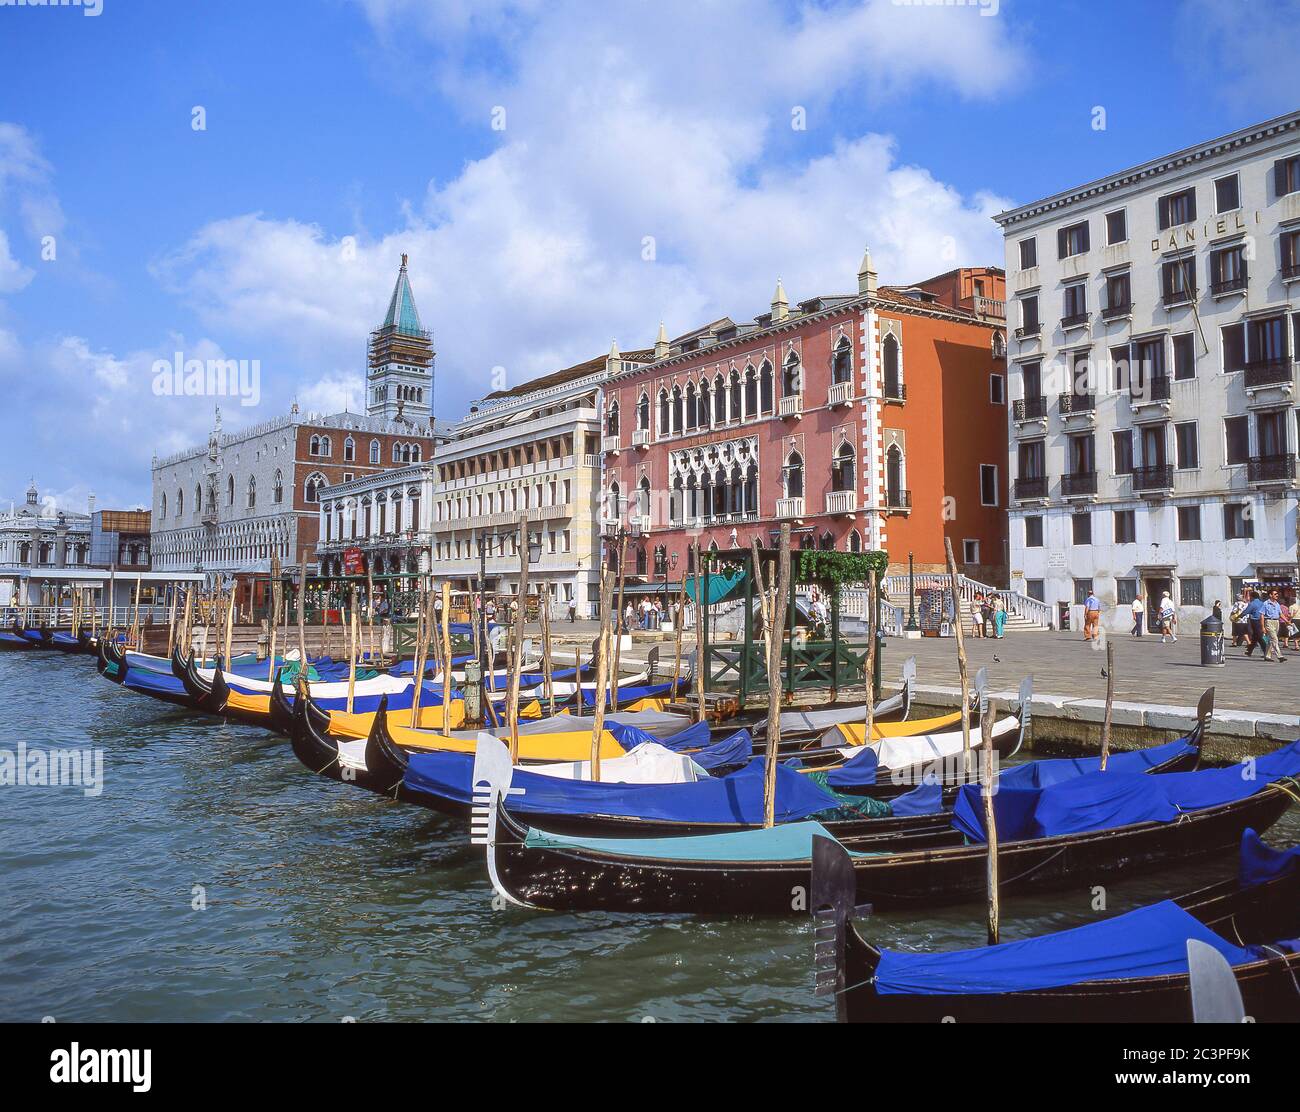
<box><xmin>0</xmin><ymin>229</ymin><xmax>32</xmax><ymax>294</ymax></box>
<box><xmin>157</xmin><ymin>0</ymin><xmax>1019</xmax><ymax>416</ymax></box>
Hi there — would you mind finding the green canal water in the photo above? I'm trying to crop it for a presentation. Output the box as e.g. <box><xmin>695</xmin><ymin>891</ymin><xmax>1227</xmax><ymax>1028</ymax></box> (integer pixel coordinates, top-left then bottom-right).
<box><xmin>1</xmin><ymin>651</ymin><xmax>1297</xmax><ymax>1022</ymax></box>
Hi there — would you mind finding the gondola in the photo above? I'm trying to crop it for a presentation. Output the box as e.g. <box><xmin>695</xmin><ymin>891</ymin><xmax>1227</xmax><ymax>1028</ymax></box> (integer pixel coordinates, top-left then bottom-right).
<box><xmin>476</xmin><ymin>740</ymin><xmax>1300</xmax><ymax>915</ymax></box>
<box><xmin>0</xmin><ymin>628</ymin><xmax>37</xmax><ymax>651</ymax></box>
<box><xmin>810</xmin><ymin>829</ymin><xmax>1300</xmax><ymax>1022</ymax></box>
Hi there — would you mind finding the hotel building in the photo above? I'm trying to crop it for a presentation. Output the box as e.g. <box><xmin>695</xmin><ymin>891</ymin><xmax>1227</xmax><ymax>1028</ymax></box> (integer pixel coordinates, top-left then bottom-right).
<box><xmin>995</xmin><ymin>111</ymin><xmax>1300</xmax><ymax>631</ymax></box>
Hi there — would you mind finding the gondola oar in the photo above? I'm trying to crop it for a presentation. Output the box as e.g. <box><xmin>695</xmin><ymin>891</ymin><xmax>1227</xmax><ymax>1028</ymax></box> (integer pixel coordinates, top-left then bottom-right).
<box><xmin>864</xmin><ymin>568</ymin><xmax>878</xmax><ymax>745</ymax></box>
<box><xmin>589</xmin><ymin>563</ymin><xmax>614</xmax><ymax>781</ymax></box>
<box><xmin>692</xmin><ymin>541</ymin><xmax>704</xmax><ymax>723</ymax></box>
<box><xmin>981</xmin><ymin>700</ymin><xmax>1000</xmax><ymax>945</ymax></box>
<box><xmin>1100</xmin><ymin>639</ymin><xmax>1115</xmax><ymax>770</ymax></box>
<box><xmin>346</xmin><ymin>583</ymin><xmax>359</xmax><ymax>714</ymax></box>
<box><xmin>507</xmin><ymin>513</ymin><xmax>530</xmax><ymax>762</ymax></box>
<box><xmin>440</xmin><ymin>581</ymin><xmax>453</xmax><ymax>737</ymax></box>
<box><xmin>944</xmin><ymin>537</ymin><xmax>973</xmax><ymax>779</ymax></box>
<box><xmin>266</xmin><ymin>556</ymin><xmax>282</xmax><ymax>682</ymax></box>
<box><xmin>1187</xmin><ymin>939</ymin><xmax>1246</xmax><ymax>1023</ymax></box>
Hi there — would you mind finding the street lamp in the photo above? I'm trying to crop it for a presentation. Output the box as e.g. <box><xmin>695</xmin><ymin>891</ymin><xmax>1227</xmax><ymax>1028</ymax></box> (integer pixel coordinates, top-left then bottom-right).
<box><xmin>904</xmin><ymin>551</ymin><xmax>918</xmax><ymax>632</ymax></box>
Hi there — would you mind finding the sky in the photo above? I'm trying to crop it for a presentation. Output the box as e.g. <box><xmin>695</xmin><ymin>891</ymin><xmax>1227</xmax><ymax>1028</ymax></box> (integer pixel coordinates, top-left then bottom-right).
<box><xmin>1</xmin><ymin>0</ymin><xmax>1298</xmax><ymax>512</ymax></box>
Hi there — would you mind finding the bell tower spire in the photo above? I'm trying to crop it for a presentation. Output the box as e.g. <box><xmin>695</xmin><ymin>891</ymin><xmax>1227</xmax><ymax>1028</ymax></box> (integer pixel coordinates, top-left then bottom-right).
<box><xmin>367</xmin><ymin>254</ymin><xmax>435</xmax><ymax>426</ymax></box>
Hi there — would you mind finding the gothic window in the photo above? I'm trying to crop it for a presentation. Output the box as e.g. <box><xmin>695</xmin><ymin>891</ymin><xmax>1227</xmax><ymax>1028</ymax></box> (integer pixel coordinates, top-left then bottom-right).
<box><xmin>743</xmin><ymin>365</ymin><xmax>757</xmax><ymax>417</ymax></box>
<box><xmin>344</xmin><ymin>436</ymin><xmax>355</xmax><ymax>462</ymax></box>
<box><xmin>886</xmin><ymin>444</ymin><xmax>905</xmax><ymax>505</ymax></box>
<box><xmin>304</xmin><ymin>473</ymin><xmax>325</xmax><ymax>504</ymax></box>
<box><xmin>883</xmin><ymin>334</ymin><xmax>902</xmax><ymax>398</ymax></box>
<box><xmin>712</xmin><ymin>466</ymin><xmax>727</xmax><ymax>517</ymax></box>
<box><xmin>370</xmin><ymin>439</ymin><xmax>380</xmax><ymax>464</ymax></box>
<box><xmin>686</xmin><ymin>473</ymin><xmax>698</xmax><ymax>520</ymax></box>
<box><xmin>760</xmin><ymin>360</ymin><xmax>774</xmax><ymax>413</ymax></box>
<box><xmin>608</xmin><ymin>481</ymin><xmax>621</xmax><ymax>519</ymax></box>
<box><xmin>832</xmin><ymin>442</ymin><xmax>855</xmax><ymax>493</ymax></box>
<box><xmin>784</xmin><ymin>451</ymin><xmax>804</xmax><ymax>498</ymax></box>
<box><xmin>713</xmin><ymin>374</ymin><xmax>726</xmax><ymax>424</ymax></box>
<box><xmin>658</xmin><ymin>389</ymin><xmax>670</xmax><ymax>435</ymax></box>
<box><xmin>671</xmin><ymin>386</ymin><xmax>683</xmax><ymax>435</ymax></box>
<box><xmin>196</xmin><ymin>484</ymin><xmax>203</xmax><ymax>514</ymax></box>
<box><xmin>728</xmin><ymin>369</ymin><xmax>741</xmax><ymax>419</ymax></box>
<box><xmin>684</xmin><ymin>384</ymin><xmax>697</xmax><ymax>430</ymax></box>
<box><xmin>744</xmin><ymin>462</ymin><xmax>758</xmax><ymax>515</ymax></box>
<box><xmin>637</xmin><ymin>392</ymin><xmax>650</xmax><ymax>431</ymax></box>
<box><xmin>247</xmin><ymin>475</ymin><xmax>257</xmax><ymax>509</ymax></box>
<box><xmin>227</xmin><ymin>474</ymin><xmax>235</xmax><ymax>506</ymax></box>
<box><xmin>671</xmin><ymin>476</ymin><xmax>684</xmax><ymax>524</ymax></box>
<box><xmin>698</xmin><ymin>380</ymin><xmax>711</xmax><ymax>427</ymax></box>
<box><xmin>176</xmin><ymin>490</ymin><xmax>184</xmax><ymax>518</ymax></box>
<box><xmin>819</xmin><ymin>531</ymin><xmax>835</xmax><ymax>550</ymax></box>
<box><xmin>607</xmin><ymin>401</ymin><xmax>620</xmax><ymax>437</ymax></box>
<box><xmin>160</xmin><ymin>492</ymin><xmax>167</xmax><ymax>519</ymax></box>
<box><xmin>273</xmin><ymin>469</ymin><xmax>283</xmax><ymax>504</ymax></box>
<box><xmin>635</xmin><ymin>546</ymin><xmax>648</xmax><ymax>576</ymax></box>
<box><xmin>638</xmin><ymin>476</ymin><xmax>651</xmax><ymax>518</ymax></box>
<box><xmin>782</xmin><ymin>351</ymin><xmax>802</xmax><ymax>396</ymax></box>
<box><xmin>832</xmin><ymin>336</ymin><xmax>853</xmax><ymax>384</ymax></box>
<box><xmin>729</xmin><ymin>464</ymin><xmax>743</xmax><ymax>514</ymax></box>
<box><xmin>848</xmin><ymin>530</ymin><xmax>862</xmax><ymax>553</ymax></box>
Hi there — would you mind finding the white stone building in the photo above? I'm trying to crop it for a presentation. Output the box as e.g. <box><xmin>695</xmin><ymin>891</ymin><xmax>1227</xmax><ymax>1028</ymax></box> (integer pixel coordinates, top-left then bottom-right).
<box><xmin>995</xmin><ymin>110</ymin><xmax>1300</xmax><ymax>632</ymax></box>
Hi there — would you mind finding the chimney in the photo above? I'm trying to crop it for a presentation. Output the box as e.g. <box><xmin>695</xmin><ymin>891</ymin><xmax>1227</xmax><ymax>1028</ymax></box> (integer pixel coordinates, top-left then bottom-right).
<box><xmin>771</xmin><ymin>278</ymin><xmax>789</xmax><ymax>323</ymax></box>
<box><xmin>857</xmin><ymin>246</ymin><xmax>877</xmax><ymax>296</ymax></box>
<box><xmin>654</xmin><ymin>321</ymin><xmax>669</xmax><ymax>361</ymax></box>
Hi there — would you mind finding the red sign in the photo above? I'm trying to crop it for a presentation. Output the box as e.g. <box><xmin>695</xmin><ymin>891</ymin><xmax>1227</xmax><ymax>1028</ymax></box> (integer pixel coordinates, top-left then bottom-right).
<box><xmin>343</xmin><ymin>547</ymin><xmax>367</xmax><ymax>576</ymax></box>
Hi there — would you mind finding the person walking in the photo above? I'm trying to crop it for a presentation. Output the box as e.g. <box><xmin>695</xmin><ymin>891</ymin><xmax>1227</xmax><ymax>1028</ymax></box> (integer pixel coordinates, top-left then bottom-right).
<box><xmin>1158</xmin><ymin>591</ymin><xmax>1177</xmax><ymax>643</ymax></box>
<box><xmin>992</xmin><ymin>594</ymin><xmax>1007</xmax><ymax>638</ymax></box>
<box><xmin>1243</xmin><ymin>591</ymin><xmax>1265</xmax><ymax>657</ymax></box>
<box><xmin>567</xmin><ymin>596</ymin><xmax>576</xmax><ymax>623</ymax></box>
<box><xmin>970</xmin><ymin>592</ymin><xmax>984</xmax><ymax>638</ymax></box>
<box><xmin>1130</xmin><ymin>593</ymin><xmax>1145</xmax><ymax>638</ymax></box>
<box><xmin>1261</xmin><ymin>588</ymin><xmax>1285</xmax><ymax>663</ymax></box>
<box><xmin>1083</xmin><ymin>589</ymin><xmax>1102</xmax><ymax>641</ymax></box>
<box><xmin>1229</xmin><ymin>589</ymin><xmax>1251</xmax><ymax>647</ymax></box>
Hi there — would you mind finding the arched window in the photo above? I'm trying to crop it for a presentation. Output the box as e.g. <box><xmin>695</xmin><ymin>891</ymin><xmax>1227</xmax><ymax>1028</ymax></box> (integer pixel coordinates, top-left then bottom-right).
<box><xmin>637</xmin><ymin>392</ymin><xmax>650</xmax><ymax>431</ymax></box>
<box><xmin>607</xmin><ymin>401</ymin><xmax>620</xmax><ymax>437</ymax></box>
<box><xmin>728</xmin><ymin>369</ymin><xmax>741</xmax><ymax>419</ymax></box>
<box><xmin>848</xmin><ymin>529</ymin><xmax>862</xmax><ymax>553</ymax></box>
<box><xmin>343</xmin><ymin>436</ymin><xmax>355</xmax><ymax>462</ymax></box>
<box><xmin>782</xmin><ymin>351</ymin><xmax>801</xmax><ymax>396</ymax></box>
<box><xmin>743</xmin><ymin>365</ymin><xmax>757</xmax><ymax>417</ymax></box>
<box><xmin>785</xmin><ymin>451</ymin><xmax>804</xmax><ymax>498</ymax></box>
<box><xmin>832</xmin><ymin>335</ymin><xmax>853</xmax><ymax>384</ymax></box>
<box><xmin>658</xmin><ymin>390</ymin><xmax>670</xmax><ymax>435</ymax></box>
<box><xmin>247</xmin><ymin>475</ymin><xmax>257</xmax><ymax>508</ymax></box>
<box><xmin>638</xmin><ymin>476</ymin><xmax>651</xmax><ymax>518</ymax></box>
<box><xmin>744</xmin><ymin>462</ymin><xmax>758</xmax><ymax>515</ymax></box>
<box><xmin>883</xmin><ymin>334</ymin><xmax>902</xmax><ymax>398</ymax></box>
<box><xmin>305</xmin><ymin>473</ymin><xmax>325</xmax><ymax>504</ymax></box>
<box><xmin>671</xmin><ymin>386</ymin><xmax>683</xmax><ymax>435</ymax></box>
<box><xmin>712</xmin><ymin>466</ymin><xmax>727</xmax><ymax>517</ymax></box>
<box><xmin>886</xmin><ymin>444</ymin><xmax>905</xmax><ymax>506</ymax></box>
<box><xmin>713</xmin><ymin>374</ymin><xmax>726</xmax><ymax>424</ymax></box>
<box><xmin>608</xmin><ymin>481</ymin><xmax>621</xmax><ymax>519</ymax></box>
<box><xmin>175</xmin><ymin>490</ymin><xmax>183</xmax><ymax>518</ymax></box>
<box><xmin>729</xmin><ymin>464</ymin><xmax>743</xmax><ymax>514</ymax></box>
<box><xmin>196</xmin><ymin>484</ymin><xmax>204</xmax><ymax>513</ymax></box>
<box><xmin>819</xmin><ymin>531</ymin><xmax>835</xmax><ymax>551</ymax></box>
<box><xmin>273</xmin><ymin>469</ymin><xmax>283</xmax><ymax>504</ymax></box>
<box><xmin>686</xmin><ymin>473</ymin><xmax>698</xmax><ymax>521</ymax></box>
<box><xmin>684</xmin><ymin>383</ymin><xmax>697</xmax><ymax>430</ymax></box>
<box><xmin>411</xmin><ymin>444</ymin><xmax>421</xmax><ymax>463</ymax></box>
<box><xmin>227</xmin><ymin>474</ymin><xmax>235</xmax><ymax>506</ymax></box>
<box><xmin>370</xmin><ymin>439</ymin><xmax>380</xmax><ymax>464</ymax></box>
<box><xmin>160</xmin><ymin>492</ymin><xmax>168</xmax><ymax>519</ymax></box>
<box><xmin>698</xmin><ymin>379</ymin><xmax>711</xmax><ymax>427</ymax></box>
<box><xmin>832</xmin><ymin>442</ymin><xmax>855</xmax><ymax>493</ymax></box>
<box><xmin>760</xmin><ymin>360</ymin><xmax>774</xmax><ymax>413</ymax></box>
<box><xmin>670</xmin><ymin>476</ymin><xmax>684</xmax><ymax>524</ymax></box>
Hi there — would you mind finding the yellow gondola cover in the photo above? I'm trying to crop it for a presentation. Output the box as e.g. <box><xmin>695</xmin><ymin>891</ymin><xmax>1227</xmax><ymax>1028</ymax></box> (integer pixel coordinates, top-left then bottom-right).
<box><xmin>326</xmin><ymin>701</ymin><xmax>467</xmax><ymax>739</ymax></box>
<box><xmin>831</xmin><ymin>710</ymin><xmax>964</xmax><ymax>747</ymax></box>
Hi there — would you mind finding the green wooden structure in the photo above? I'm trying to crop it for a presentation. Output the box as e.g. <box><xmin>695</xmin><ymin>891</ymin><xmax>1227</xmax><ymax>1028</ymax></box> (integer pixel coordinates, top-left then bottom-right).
<box><xmin>699</xmin><ymin>547</ymin><xmax>887</xmax><ymax>710</ymax></box>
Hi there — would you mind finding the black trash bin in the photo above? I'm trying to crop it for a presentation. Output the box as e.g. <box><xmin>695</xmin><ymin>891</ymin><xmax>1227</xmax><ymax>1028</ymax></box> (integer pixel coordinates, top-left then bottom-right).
<box><xmin>1200</xmin><ymin>614</ymin><xmax>1225</xmax><ymax>667</ymax></box>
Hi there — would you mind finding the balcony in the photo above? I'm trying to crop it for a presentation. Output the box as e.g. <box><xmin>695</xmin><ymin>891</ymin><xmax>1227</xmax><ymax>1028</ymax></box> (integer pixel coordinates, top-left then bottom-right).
<box><xmin>1013</xmin><ymin>395</ymin><xmax>1047</xmax><ymax>422</ymax></box>
<box><xmin>1061</xmin><ymin>471</ymin><xmax>1098</xmax><ymax>497</ymax></box>
<box><xmin>1244</xmin><ymin>359</ymin><xmax>1294</xmax><ymax>390</ymax></box>
<box><xmin>1210</xmin><ymin>275</ymin><xmax>1248</xmax><ymax>296</ymax></box>
<box><xmin>1100</xmin><ymin>301</ymin><xmax>1133</xmax><ymax>321</ymax></box>
<box><xmin>628</xmin><ymin>514</ymin><xmax>651</xmax><ymax>536</ymax></box>
<box><xmin>1014</xmin><ymin>476</ymin><xmax>1048</xmax><ymax>501</ymax></box>
<box><xmin>582</xmin><ymin>453</ymin><xmax>599</xmax><ymax>468</ymax></box>
<box><xmin>778</xmin><ymin>394</ymin><xmax>803</xmax><ymax>419</ymax></box>
<box><xmin>776</xmin><ymin>496</ymin><xmax>805</xmax><ymax>519</ymax></box>
<box><xmin>973</xmin><ymin>295</ymin><xmax>1005</xmax><ymax>320</ymax></box>
<box><xmin>602</xmin><ymin>434</ymin><xmax>621</xmax><ymax>454</ymax></box>
<box><xmin>824</xmin><ymin>490</ymin><xmax>856</xmax><ymax>516</ymax></box>
<box><xmin>827</xmin><ymin>380</ymin><xmax>854</xmax><ymax>407</ymax></box>
<box><xmin>885</xmin><ymin>489</ymin><xmax>912</xmax><ymax>512</ymax></box>
<box><xmin>632</xmin><ymin>428</ymin><xmax>651</xmax><ymax>448</ymax></box>
<box><xmin>883</xmin><ymin>381</ymin><xmax>906</xmax><ymax>403</ymax></box>
<box><xmin>1132</xmin><ymin>464</ymin><xmax>1174</xmax><ymax>493</ymax></box>
<box><xmin>1248</xmin><ymin>454</ymin><xmax>1297</xmax><ymax>485</ymax></box>
<box><xmin>1058</xmin><ymin>392</ymin><xmax>1096</xmax><ymax>418</ymax></box>
<box><xmin>1283</xmin><ymin>262</ymin><xmax>1300</xmax><ymax>281</ymax></box>
<box><xmin>1162</xmin><ymin>286</ymin><xmax>1196</xmax><ymax>308</ymax></box>
<box><xmin>1060</xmin><ymin>312</ymin><xmax>1089</xmax><ymax>330</ymax></box>
<box><xmin>1130</xmin><ymin>375</ymin><xmax>1172</xmax><ymax>406</ymax></box>
<box><xmin>1015</xmin><ymin>323</ymin><xmax>1041</xmax><ymax>340</ymax></box>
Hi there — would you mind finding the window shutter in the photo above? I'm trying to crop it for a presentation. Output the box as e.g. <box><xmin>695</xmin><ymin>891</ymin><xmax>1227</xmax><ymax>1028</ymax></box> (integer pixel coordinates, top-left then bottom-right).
<box><xmin>1057</xmin><ymin>227</ymin><xmax>1068</xmax><ymax>259</ymax></box>
<box><xmin>1158</xmin><ymin>195</ymin><xmax>1170</xmax><ymax>231</ymax></box>
<box><xmin>1276</xmin><ymin>159</ymin><xmax>1288</xmax><ymax>198</ymax></box>
<box><xmin>1186</xmin><ymin>191</ymin><xmax>1197</xmax><ymax>224</ymax></box>
<box><xmin>1080</xmin><ymin>222</ymin><xmax>1090</xmax><ymax>253</ymax></box>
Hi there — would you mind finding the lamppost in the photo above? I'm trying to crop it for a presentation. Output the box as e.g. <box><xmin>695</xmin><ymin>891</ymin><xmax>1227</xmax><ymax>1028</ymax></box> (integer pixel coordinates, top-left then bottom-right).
<box><xmin>904</xmin><ymin>550</ymin><xmax>918</xmax><ymax>632</ymax></box>
<box><xmin>475</xmin><ymin>523</ymin><xmax>543</xmax><ymax>715</ymax></box>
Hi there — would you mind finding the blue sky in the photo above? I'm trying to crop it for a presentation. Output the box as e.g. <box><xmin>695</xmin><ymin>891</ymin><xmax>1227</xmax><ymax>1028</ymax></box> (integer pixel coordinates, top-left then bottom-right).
<box><xmin>1</xmin><ymin>0</ymin><xmax>1297</xmax><ymax>511</ymax></box>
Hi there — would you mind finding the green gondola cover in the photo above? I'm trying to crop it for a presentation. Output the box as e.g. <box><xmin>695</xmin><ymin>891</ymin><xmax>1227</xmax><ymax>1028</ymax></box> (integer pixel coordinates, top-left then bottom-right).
<box><xmin>684</xmin><ymin>568</ymin><xmax>747</xmax><ymax>605</ymax></box>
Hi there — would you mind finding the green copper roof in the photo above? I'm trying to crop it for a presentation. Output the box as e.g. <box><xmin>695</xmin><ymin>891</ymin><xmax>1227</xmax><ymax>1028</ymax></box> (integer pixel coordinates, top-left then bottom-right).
<box><xmin>382</xmin><ymin>256</ymin><xmax>425</xmax><ymax>337</ymax></box>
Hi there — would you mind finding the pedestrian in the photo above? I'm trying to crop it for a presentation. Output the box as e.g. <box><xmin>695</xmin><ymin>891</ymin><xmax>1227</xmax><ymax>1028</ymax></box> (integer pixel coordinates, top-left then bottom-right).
<box><xmin>1130</xmin><ymin>592</ymin><xmax>1145</xmax><ymax>638</ymax></box>
<box><xmin>1243</xmin><ymin>591</ymin><xmax>1265</xmax><ymax>656</ymax></box>
<box><xmin>1229</xmin><ymin>589</ymin><xmax>1251</xmax><ymax>647</ymax></box>
<box><xmin>623</xmin><ymin>601</ymin><xmax>635</xmax><ymax>634</ymax></box>
<box><xmin>979</xmin><ymin>592</ymin><xmax>993</xmax><ymax>638</ymax></box>
<box><xmin>970</xmin><ymin>592</ymin><xmax>984</xmax><ymax>638</ymax></box>
<box><xmin>1261</xmin><ymin>588</ymin><xmax>1285</xmax><ymax>663</ymax></box>
<box><xmin>992</xmin><ymin>594</ymin><xmax>1007</xmax><ymax>638</ymax></box>
<box><xmin>1158</xmin><ymin>591</ymin><xmax>1177</xmax><ymax>643</ymax></box>
<box><xmin>1282</xmin><ymin>590</ymin><xmax>1299</xmax><ymax>652</ymax></box>
<box><xmin>1083</xmin><ymin>589</ymin><xmax>1102</xmax><ymax>641</ymax></box>
<box><xmin>567</xmin><ymin>596</ymin><xmax>576</xmax><ymax>623</ymax></box>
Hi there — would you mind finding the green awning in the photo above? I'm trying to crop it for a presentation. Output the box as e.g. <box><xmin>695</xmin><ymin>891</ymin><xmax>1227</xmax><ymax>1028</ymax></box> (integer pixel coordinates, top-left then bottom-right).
<box><xmin>684</xmin><ymin>568</ymin><xmax>747</xmax><ymax>606</ymax></box>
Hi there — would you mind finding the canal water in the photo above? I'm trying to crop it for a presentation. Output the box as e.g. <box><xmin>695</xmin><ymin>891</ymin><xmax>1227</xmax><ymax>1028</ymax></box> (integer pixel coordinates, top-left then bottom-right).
<box><xmin>1</xmin><ymin>651</ymin><xmax>1296</xmax><ymax>1022</ymax></box>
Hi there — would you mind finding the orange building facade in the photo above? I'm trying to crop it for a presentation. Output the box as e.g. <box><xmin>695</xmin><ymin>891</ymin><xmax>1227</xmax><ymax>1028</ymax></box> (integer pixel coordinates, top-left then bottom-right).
<box><xmin>601</xmin><ymin>255</ymin><xmax>1010</xmax><ymax>584</ymax></box>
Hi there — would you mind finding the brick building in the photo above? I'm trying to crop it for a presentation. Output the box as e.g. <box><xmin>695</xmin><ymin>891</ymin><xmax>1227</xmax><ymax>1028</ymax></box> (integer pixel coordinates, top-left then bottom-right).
<box><xmin>600</xmin><ymin>252</ymin><xmax>1009</xmax><ymax>587</ymax></box>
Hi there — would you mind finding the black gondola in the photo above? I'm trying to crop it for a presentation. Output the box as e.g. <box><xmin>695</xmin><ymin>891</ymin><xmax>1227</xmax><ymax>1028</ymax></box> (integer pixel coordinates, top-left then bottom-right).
<box><xmin>809</xmin><ymin>832</ymin><xmax>1300</xmax><ymax>1022</ymax></box>
<box><xmin>478</xmin><ymin>752</ymin><xmax>1298</xmax><ymax>915</ymax></box>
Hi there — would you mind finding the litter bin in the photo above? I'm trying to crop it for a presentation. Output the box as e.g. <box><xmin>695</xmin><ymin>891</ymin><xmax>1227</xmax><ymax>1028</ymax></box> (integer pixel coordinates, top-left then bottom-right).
<box><xmin>1200</xmin><ymin>613</ymin><xmax>1225</xmax><ymax>667</ymax></box>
